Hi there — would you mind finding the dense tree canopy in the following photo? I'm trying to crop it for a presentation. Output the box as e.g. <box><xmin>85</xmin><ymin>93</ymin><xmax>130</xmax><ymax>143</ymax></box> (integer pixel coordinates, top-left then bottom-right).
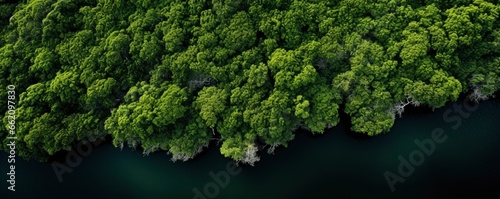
<box><xmin>1</xmin><ymin>0</ymin><xmax>499</xmax><ymax>164</ymax></box>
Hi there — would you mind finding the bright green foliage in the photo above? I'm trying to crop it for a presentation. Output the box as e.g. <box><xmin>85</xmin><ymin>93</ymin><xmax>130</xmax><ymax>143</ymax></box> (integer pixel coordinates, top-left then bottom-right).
<box><xmin>195</xmin><ymin>86</ymin><xmax>228</xmax><ymax>128</ymax></box>
<box><xmin>85</xmin><ymin>78</ymin><xmax>118</xmax><ymax>109</ymax></box>
<box><xmin>49</xmin><ymin>71</ymin><xmax>83</xmax><ymax>103</ymax></box>
<box><xmin>2</xmin><ymin>0</ymin><xmax>500</xmax><ymax>164</ymax></box>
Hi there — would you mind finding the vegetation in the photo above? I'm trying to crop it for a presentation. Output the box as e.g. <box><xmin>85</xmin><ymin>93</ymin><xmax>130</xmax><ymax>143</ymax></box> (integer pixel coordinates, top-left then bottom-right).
<box><xmin>1</xmin><ymin>0</ymin><xmax>499</xmax><ymax>164</ymax></box>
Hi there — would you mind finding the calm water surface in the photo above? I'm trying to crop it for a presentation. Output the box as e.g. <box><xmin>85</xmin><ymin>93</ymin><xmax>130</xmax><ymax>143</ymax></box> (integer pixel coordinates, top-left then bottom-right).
<box><xmin>1</xmin><ymin>96</ymin><xmax>499</xmax><ymax>199</ymax></box>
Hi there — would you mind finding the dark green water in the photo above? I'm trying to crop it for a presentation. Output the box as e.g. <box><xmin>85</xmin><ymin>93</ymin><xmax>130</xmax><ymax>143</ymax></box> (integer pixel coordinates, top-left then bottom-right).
<box><xmin>2</xmin><ymin>96</ymin><xmax>500</xmax><ymax>199</ymax></box>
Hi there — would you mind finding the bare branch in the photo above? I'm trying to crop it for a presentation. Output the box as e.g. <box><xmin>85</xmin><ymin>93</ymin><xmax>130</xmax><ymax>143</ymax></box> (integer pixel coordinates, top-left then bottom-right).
<box><xmin>267</xmin><ymin>142</ymin><xmax>280</xmax><ymax>154</ymax></box>
<box><xmin>188</xmin><ymin>74</ymin><xmax>213</xmax><ymax>90</ymax></box>
<box><xmin>392</xmin><ymin>95</ymin><xmax>420</xmax><ymax>118</ymax></box>
<box><xmin>468</xmin><ymin>85</ymin><xmax>491</xmax><ymax>103</ymax></box>
<box><xmin>237</xmin><ymin>144</ymin><xmax>260</xmax><ymax>166</ymax></box>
